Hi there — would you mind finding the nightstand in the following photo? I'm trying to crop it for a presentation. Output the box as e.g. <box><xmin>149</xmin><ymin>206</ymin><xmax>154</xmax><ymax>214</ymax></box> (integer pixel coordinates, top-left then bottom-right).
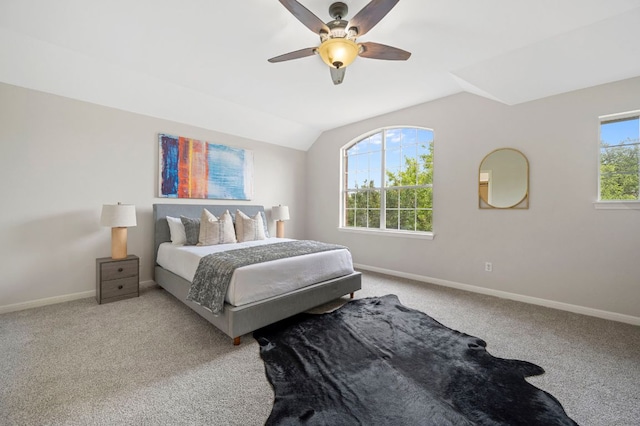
<box><xmin>96</xmin><ymin>255</ymin><xmax>139</xmax><ymax>304</ymax></box>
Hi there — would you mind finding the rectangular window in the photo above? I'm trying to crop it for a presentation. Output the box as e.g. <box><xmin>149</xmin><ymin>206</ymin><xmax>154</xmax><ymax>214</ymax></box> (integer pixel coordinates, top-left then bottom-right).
<box><xmin>599</xmin><ymin>112</ymin><xmax>640</xmax><ymax>201</ymax></box>
<box><xmin>342</xmin><ymin>127</ymin><xmax>434</xmax><ymax>233</ymax></box>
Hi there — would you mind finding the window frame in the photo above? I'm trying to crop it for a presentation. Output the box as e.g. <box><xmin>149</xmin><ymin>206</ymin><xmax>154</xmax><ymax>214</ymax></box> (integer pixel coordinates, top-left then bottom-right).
<box><xmin>339</xmin><ymin>126</ymin><xmax>435</xmax><ymax>238</ymax></box>
<box><xmin>595</xmin><ymin>110</ymin><xmax>640</xmax><ymax>210</ymax></box>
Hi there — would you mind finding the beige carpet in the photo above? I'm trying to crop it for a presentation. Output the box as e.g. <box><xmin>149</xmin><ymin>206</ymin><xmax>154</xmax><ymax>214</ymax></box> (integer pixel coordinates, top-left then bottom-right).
<box><xmin>1</xmin><ymin>271</ymin><xmax>638</xmax><ymax>425</ymax></box>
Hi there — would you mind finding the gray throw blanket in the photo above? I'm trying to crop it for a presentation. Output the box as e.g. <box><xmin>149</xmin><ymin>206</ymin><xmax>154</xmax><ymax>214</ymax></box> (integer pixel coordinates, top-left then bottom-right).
<box><xmin>186</xmin><ymin>240</ymin><xmax>347</xmax><ymax>315</ymax></box>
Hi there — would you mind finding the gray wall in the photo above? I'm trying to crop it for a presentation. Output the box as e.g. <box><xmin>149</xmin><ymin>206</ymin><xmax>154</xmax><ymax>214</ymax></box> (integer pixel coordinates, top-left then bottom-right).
<box><xmin>3</xmin><ymin>77</ymin><xmax>639</xmax><ymax>320</ymax></box>
<box><xmin>0</xmin><ymin>83</ymin><xmax>307</xmax><ymax>310</ymax></box>
<box><xmin>306</xmin><ymin>77</ymin><xmax>640</xmax><ymax>319</ymax></box>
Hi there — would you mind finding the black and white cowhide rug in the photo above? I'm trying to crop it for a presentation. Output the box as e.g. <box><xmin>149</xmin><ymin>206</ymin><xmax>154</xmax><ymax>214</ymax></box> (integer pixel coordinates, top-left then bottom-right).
<box><xmin>253</xmin><ymin>294</ymin><xmax>578</xmax><ymax>426</ymax></box>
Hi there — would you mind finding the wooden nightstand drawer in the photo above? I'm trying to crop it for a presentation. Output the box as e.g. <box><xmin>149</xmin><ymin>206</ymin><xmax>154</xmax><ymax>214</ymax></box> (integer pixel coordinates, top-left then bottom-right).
<box><xmin>101</xmin><ymin>276</ymin><xmax>139</xmax><ymax>300</ymax></box>
<box><xmin>96</xmin><ymin>255</ymin><xmax>139</xmax><ymax>304</ymax></box>
<box><xmin>101</xmin><ymin>259</ymin><xmax>138</xmax><ymax>281</ymax></box>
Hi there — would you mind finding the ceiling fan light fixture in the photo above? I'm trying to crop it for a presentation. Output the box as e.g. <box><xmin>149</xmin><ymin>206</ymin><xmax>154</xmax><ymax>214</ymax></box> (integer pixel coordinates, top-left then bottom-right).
<box><xmin>317</xmin><ymin>38</ymin><xmax>359</xmax><ymax>69</ymax></box>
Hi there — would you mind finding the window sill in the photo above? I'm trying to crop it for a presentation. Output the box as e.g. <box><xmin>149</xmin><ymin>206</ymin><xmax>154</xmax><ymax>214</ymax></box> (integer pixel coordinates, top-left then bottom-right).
<box><xmin>593</xmin><ymin>201</ymin><xmax>640</xmax><ymax>210</ymax></box>
<box><xmin>338</xmin><ymin>227</ymin><xmax>435</xmax><ymax>240</ymax></box>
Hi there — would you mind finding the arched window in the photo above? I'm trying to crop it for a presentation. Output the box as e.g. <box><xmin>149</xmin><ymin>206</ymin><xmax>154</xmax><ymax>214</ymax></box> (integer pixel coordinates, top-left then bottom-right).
<box><xmin>341</xmin><ymin>127</ymin><xmax>434</xmax><ymax>234</ymax></box>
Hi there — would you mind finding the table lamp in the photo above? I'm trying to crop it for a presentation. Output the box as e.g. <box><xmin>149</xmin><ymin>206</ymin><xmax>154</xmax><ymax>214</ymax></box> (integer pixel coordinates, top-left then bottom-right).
<box><xmin>272</xmin><ymin>205</ymin><xmax>290</xmax><ymax>238</ymax></box>
<box><xmin>100</xmin><ymin>202</ymin><xmax>137</xmax><ymax>259</ymax></box>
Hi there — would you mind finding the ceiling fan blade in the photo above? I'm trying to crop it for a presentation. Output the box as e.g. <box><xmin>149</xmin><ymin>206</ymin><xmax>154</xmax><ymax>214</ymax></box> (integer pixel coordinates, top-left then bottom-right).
<box><xmin>268</xmin><ymin>47</ymin><xmax>317</xmax><ymax>63</ymax></box>
<box><xmin>330</xmin><ymin>67</ymin><xmax>346</xmax><ymax>85</ymax></box>
<box><xmin>359</xmin><ymin>42</ymin><xmax>411</xmax><ymax>60</ymax></box>
<box><xmin>348</xmin><ymin>0</ymin><xmax>399</xmax><ymax>37</ymax></box>
<box><xmin>279</xmin><ymin>0</ymin><xmax>330</xmax><ymax>34</ymax></box>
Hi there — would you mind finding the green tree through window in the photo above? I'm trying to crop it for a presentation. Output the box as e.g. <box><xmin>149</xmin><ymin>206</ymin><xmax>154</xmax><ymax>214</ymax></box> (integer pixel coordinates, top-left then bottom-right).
<box><xmin>343</xmin><ymin>127</ymin><xmax>434</xmax><ymax>232</ymax></box>
<box><xmin>600</xmin><ymin>114</ymin><xmax>640</xmax><ymax>201</ymax></box>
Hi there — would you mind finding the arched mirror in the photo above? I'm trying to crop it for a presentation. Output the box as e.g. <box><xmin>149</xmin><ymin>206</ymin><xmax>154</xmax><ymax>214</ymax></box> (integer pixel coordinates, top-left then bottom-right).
<box><xmin>479</xmin><ymin>148</ymin><xmax>529</xmax><ymax>209</ymax></box>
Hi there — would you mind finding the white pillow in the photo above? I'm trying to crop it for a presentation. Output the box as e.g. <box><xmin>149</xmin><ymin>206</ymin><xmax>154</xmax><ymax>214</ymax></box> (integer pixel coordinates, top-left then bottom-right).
<box><xmin>166</xmin><ymin>216</ymin><xmax>187</xmax><ymax>245</ymax></box>
<box><xmin>198</xmin><ymin>209</ymin><xmax>236</xmax><ymax>246</ymax></box>
<box><xmin>235</xmin><ymin>210</ymin><xmax>266</xmax><ymax>242</ymax></box>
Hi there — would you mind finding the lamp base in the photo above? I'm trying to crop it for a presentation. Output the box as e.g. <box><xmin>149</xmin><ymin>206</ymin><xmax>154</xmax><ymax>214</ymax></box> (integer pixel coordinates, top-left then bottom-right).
<box><xmin>111</xmin><ymin>227</ymin><xmax>128</xmax><ymax>259</ymax></box>
<box><xmin>276</xmin><ymin>221</ymin><xmax>285</xmax><ymax>238</ymax></box>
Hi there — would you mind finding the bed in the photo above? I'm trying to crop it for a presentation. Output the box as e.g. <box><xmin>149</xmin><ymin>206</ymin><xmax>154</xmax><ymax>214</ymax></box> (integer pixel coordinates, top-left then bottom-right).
<box><xmin>153</xmin><ymin>203</ymin><xmax>361</xmax><ymax>345</ymax></box>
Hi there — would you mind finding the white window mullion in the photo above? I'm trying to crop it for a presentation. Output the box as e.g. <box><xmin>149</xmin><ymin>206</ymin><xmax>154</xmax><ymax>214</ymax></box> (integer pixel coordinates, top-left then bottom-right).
<box><xmin>380</xmin><ymin>130</ymin><xmax>387</xmax><ymax>230</ymax></box>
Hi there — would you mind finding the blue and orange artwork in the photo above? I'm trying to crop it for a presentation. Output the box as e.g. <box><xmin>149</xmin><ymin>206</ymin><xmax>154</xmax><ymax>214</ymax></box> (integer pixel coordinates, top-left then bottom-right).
<box><xmin>159</xmin><ymin>133</ymin><xmax>254</xmax><ymax>200</ymax></box>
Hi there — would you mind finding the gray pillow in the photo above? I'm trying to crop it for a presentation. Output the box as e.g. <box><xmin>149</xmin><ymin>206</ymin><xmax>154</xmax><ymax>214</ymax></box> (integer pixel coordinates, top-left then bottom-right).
<box><xmin>180</xmin><ymin>216</ymin><xmax>200</xmax><ymax>245</ymax></box>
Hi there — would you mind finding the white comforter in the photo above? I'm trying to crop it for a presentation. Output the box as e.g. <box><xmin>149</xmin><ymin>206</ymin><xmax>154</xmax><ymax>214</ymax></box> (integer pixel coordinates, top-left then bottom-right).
<box><xmin>156</xmin><ymin>238</ymin><xmax>354</xmax><ymax>307</ymax></box>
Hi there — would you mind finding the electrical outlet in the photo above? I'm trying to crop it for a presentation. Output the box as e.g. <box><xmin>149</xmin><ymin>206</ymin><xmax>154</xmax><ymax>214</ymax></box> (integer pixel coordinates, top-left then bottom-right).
<box><xmin>485</xmin><ymin>262</ymin><xmax>493</xmax><ymax>272</ymax></box>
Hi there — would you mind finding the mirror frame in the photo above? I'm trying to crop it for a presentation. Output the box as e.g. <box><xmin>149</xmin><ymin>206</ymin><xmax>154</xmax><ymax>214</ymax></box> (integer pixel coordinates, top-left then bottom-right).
<box><xmin>478</xmin><ymin>148</ymin><xmax>529</xmax><ymax>209</ymax></box>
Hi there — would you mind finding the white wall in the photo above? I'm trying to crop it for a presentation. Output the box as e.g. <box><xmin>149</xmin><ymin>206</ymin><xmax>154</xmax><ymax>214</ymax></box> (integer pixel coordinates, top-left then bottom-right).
<box><xmin>306</xmin><ymin>77</ymin><xmax>640</xmax><ymax>319</ymax></box>
<box><xmin>0</xmin><ymin>83</ymin><xmax>307</xmax><ymax>311</ymax></box>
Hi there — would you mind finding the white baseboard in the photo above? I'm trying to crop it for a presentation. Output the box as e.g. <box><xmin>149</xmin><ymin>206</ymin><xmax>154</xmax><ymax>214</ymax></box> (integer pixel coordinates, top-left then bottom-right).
<box><xmin>0</xmin><ymin>290</ymin><xmax>95</xmax><ymax>314</ymax></box>
<box><xmin>354</xmin><ymin>263</ymin><xmax>640</xmax><ymax>326</ymax></box>
<box><xmin>0</xmin><ymin>280</ymin><xmax>155</xmax><ymax>314</ymax></box>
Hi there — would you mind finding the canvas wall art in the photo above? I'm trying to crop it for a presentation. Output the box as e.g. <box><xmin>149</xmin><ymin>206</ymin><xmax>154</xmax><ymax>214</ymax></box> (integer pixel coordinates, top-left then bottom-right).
<box><xmin>159</xmin><ymin>133</ymin><xmax>254</xmax><ymax>200</ymax></box>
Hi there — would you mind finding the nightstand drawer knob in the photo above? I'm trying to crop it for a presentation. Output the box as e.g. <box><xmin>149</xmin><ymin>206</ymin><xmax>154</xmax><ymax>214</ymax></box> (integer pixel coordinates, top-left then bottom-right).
<box><xmin>118</xmin><ymin>285</ymin><xmax>123</xmax><ymax>290</ymax></box>
<box><xmin>118</xmin><ymin>268</ymin><xmax>124</xmax><ymax>272</ymax></box>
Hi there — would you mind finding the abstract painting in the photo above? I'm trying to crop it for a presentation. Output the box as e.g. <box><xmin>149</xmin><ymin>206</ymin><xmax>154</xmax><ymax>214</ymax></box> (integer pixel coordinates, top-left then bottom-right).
<box><xmin>159</xmin><ymin>133</ymin><xmax>254</xmax><ymax>200</ymax></box>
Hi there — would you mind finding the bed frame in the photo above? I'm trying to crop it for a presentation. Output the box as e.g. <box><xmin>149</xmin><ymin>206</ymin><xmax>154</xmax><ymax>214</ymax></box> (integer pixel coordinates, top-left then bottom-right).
<box><xmin>153</xmin><ymin>203</ymin><xmax>361</xmax><ymax>345</ymax></box>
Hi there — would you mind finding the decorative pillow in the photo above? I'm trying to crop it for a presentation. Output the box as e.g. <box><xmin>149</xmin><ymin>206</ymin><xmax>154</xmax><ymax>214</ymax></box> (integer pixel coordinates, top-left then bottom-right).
<box><xmin>261</xmin><ymin>211</ymin><xmax>270</xmax><ymax>238</ymax></box>
<box><xmin>198</xmin><ymin>209</ymin><xmax>236</xmax><ymax>246</ymax></box>
<box><xmin>180</xmin><ymin>216</ymin><xmax>201</xmax><ymax>245</ymax></box>
<box><xmin>198</xmin><ymin>209</ymin><xmax>221</xmax><ymax>245</ymax></box>
<box><xmin>235</xmin><ymin>210</ymin><xmax>270</xmax><ymax>241</ymax></box>
<box><xmin>219</xmin><ymin>210</ymin><xmax>237</xmax><ymax>243</ymax></box>
<box><xmin>166</xmin><ymin>216</ymin><xmax>187</xmax><ymax>245</ymax></box>
<box><xmin>235</xmin><ymin>210</ymin><xmax>267</xmax><ymax>242</ymax></box>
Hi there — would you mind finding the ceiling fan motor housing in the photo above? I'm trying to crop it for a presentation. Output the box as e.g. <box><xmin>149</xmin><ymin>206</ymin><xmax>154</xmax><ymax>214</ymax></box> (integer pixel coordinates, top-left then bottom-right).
<box><xmin>325</xmin><ymin>19</ymin><xmax>349</xmax><ymax>39</ymax></box>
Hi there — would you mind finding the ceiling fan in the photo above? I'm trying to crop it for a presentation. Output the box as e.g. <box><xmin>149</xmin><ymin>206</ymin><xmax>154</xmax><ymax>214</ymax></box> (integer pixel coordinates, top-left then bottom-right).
<box><xmin>268</xmin><ymin>0</ymin><xmax>411</xmax><ymax>85</ymax></box>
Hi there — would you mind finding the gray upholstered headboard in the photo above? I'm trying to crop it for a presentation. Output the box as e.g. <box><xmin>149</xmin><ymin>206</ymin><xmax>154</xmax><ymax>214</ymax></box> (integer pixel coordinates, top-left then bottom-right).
<box><xmin>153</xmin><ymin>203</ymin><xmax>268</xmax><ymax>262</ymax></box>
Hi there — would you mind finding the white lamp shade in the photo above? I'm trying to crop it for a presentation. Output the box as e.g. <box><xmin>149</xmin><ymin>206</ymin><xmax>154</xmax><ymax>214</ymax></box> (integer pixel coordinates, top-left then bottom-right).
<box><xmin>100</xmin><ymin>204</ymin><xmax>137</xmax><ymax>227</ymax></box>
<box><xmin>272</xmin><ymin>205</ymin><xmax>290</xmax><ymax>221</ymax></box>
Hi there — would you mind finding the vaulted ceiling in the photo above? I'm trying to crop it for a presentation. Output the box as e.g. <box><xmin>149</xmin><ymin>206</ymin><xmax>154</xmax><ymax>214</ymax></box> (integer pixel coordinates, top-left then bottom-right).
<box><xmin>1</xmin><ymin>0</ymin><xmax>640</xmax><ymax>150</ymax></box>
